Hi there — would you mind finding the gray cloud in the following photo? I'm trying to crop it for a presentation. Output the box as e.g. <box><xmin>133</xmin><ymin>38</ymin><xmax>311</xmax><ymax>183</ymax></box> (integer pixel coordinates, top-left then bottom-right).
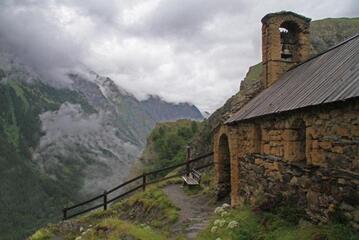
<box><xmin>0</xmin><ymin>0</ymin><xmax>358</xmax><ymax>111</ymax></box>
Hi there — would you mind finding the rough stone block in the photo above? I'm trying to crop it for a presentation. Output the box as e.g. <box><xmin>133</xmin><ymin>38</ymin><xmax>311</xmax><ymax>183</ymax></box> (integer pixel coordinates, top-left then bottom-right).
<box><xmin>319</xmin><ymin>141</ymin><xmax>332</xmax><ymax>150</ymax></box>
<box><xmin>307</xmin><ymin>190</ymin><xmax>320</xmax><ymax>211</ymax></box>
<box><xmin>312</xmin><ymin>140</ymin><xmax>319</xmax><ymax>149</ymax></box>
<box><xmin>310</xmin><ymin>150</ymin><xmax>326</xmax><ymax>166</ymax></box>
<box><xmin>284</xmin><ymin>141</ymin><xmax>306</xmax><ymax>162</ymax></box>
<box><xmin>332</xmin><ymin>146</ymin><xmax>343</xmax><ymax>154</ymax></box>
<box><xmin>307</xmin><ymin>127</ymin><xmax>319</xmax><ymax>139</ymax></box>
<box><xmin>255</xmin><ymin>158</ymin><xmax>264</xmax><ymax>165</ymax></box>
<box><xmin>263</xmin><ymin>144</ymin><xmax>271</xmax><ymax>154</ymax></box>
<box><xmin>335</xmin><ymin>126</ymin><xmax>350</xmax><ymax>137</ymax></box>
<box><xmin>283</xmin><ymin>129</ymin><xmax>300</xmax><ymax>141</ymax></box>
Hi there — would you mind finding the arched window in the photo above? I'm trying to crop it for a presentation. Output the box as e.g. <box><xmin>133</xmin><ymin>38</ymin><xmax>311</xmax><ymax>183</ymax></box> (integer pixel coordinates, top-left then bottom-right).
<box><xmin>279</xmin><ymin>21</ymin><xmax>300</xmax><ymax>60</ymax></box>
<box><xmin>284</xmin><ymin>118</ymin><xmax>306</xmax><ymax>162</ymax></box>
<box><xmin>254</xmin><ymin>124</ymin><xmax>262</xmax><ymax>153</ymax></box>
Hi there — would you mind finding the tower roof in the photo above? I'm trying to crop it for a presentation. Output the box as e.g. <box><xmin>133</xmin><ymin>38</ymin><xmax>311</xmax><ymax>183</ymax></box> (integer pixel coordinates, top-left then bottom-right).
<box><xmin>261</xmin><ymin>11</ymin><xmax>311</xmax><ymax>24</ymax></box>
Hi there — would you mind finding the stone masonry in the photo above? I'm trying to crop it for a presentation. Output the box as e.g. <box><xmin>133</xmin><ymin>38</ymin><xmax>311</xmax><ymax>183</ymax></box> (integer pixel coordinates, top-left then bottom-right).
<box><xmin>214</xmin><ymin>99</ymin><xmax>359</xmax><ymax>228</ymax></box>
<box><xmin>213</xmin><ymin>11</ymin><xmax>359</xmax><ymax>229</ymax></box>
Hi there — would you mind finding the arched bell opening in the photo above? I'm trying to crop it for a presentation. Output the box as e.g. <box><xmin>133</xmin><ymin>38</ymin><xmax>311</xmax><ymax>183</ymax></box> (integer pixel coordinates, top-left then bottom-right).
<box><xmin>279</xmin><ymin>21</ymin><xmax>301</xmax><ymax>61</ymax></box>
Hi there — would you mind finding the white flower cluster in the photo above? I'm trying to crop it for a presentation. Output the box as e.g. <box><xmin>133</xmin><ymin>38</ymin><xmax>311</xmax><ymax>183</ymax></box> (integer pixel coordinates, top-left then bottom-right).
<box><xmin>211</xmin><ymin>203</ymin><xmax>239</xmax><ymax>234</ymax></box>
<box><xmin>214</xmin><ymin>219</ymin><xmax>226</xmax><ymax>227</ymax></box>
<box><xmin>227</xmin><ymin>220</ymin><xmax>239</xmax><ymax>229</ymax></box>
<box><xmin>214</xmin><ymin>206</ymin><xmax>225</xmax><ymax>215</ymax></box>
<box><xmin>211</xmin><ymin>226</ymin><xmax>218</xmax><ymax>233</ymax></box>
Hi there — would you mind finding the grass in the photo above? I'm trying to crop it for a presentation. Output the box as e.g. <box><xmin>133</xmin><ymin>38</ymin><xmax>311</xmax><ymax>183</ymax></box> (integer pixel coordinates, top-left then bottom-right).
<box><xmin>76</xmin><ymin>218</ymin><xmax>166</xmax><ymax>240</ymax></box>
<box><xmin>29</xmin><ymin>183</ymin><xmax>180</xmax><ymax>240</ymax></box>
<box><xmin>245</xmin><ymin>63</ymin><xmax>262</xmax><ymax>82</ymax></box>
<box><xmin>123</xmin><ymin>186</ymin><xmax>179</xmax><ymax>228</ymax></box>
<box><xmin>8</xmin><ymin>79</ymin><xmax>29</xmax><ymax>113</ymax></box>
<box><xmin>197</xmin><ymin>206</ymin><xmax>359</xmax><ymax>240</ymax></box>
<box><xmin>29</xmin><ymin>229</ymin><xmax>54</xmax><ymax>240</ymax></box>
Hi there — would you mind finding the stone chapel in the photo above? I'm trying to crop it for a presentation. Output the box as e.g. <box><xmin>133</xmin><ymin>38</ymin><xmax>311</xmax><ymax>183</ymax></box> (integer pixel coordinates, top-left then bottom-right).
<box><xmin>213</xmin><ymin>11</ymin><xmax>359</xmax><ymax>227</ymax></box>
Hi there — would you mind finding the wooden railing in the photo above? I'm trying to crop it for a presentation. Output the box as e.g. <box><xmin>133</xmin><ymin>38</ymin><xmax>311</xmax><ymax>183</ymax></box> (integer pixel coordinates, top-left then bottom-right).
<box><xmin>63</xmin><ymin>151</ymin><xmax>214</xmax><ymax>220</ymax></box>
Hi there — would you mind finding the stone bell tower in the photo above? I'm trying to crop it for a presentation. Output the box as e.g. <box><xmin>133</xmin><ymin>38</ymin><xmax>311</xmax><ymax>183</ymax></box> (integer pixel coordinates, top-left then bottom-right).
<box><xmin>261</xmin><ymin>11</ymin><xmax>311</xmax><ymax>88</ymax></box>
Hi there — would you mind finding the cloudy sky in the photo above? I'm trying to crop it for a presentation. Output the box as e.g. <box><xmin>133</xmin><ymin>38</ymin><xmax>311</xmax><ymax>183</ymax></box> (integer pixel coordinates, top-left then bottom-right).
<box><xmin>0</xmin><ymin>0</ymin><xmax>358</xmax><ymax>112</ymax></box>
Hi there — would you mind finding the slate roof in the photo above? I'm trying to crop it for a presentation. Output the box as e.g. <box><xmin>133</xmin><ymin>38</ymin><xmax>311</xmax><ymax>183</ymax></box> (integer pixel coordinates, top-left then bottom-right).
<box><xmin>226</xmin><ymin>34</ymin><xmax>359</xmax><ymax>124</ymax></box>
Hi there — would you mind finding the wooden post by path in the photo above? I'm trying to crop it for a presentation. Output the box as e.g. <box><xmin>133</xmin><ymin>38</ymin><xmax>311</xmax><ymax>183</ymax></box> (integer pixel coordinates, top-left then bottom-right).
<box><xmin>186</xmin><ymin>146</ymin><xmax>191</xmax><ymax>175</ymax></box>
<box><xmin>63</xmin><ymin>208</ymin><xmax>67</xmax><ymax>220</ymax></box>
<box><xmin>103</xmin><ymin>191</ymin><xmax>107</xmax><ymax>210</ymax></box>
<box><xmin>142</xmin><ymin>173</ymin><xmax>146</xmax><ymax>191</ymax></box>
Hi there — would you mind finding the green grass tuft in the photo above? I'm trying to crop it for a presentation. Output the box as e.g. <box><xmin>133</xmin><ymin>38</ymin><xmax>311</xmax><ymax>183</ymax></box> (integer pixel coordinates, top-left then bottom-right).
<box><xmin>80</xmin><ymin>218</ymin><xmax>166</xmax><ymax>240</ymax></box>
<box><xmin>29</xmin><ymin>229</ymin><xmax>54</xmax><ymax>240</ymax></box>
<box><xmin>196</xmin><ymin>207</ymin><xmax>359</xmax><ymax>240</ymax></box>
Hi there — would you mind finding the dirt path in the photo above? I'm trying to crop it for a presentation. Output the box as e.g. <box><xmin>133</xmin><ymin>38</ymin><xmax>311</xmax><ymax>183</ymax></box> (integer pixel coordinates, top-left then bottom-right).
<box><xmin>163</xmin><ymin>184</ymin><xmax>214</xmax><ymax>239</ymax></box>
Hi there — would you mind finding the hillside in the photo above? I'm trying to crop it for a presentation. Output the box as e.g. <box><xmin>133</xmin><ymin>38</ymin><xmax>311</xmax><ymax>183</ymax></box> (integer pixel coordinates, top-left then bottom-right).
<box><xmin>0</xmin><ymin>51</ymin><xmax>203</xmax><ymax>239</ymax></box>
<box><xmin>310</xmin><ymin>17</ymin><xmax>359</xmax><ymax>54</ymax></box>
<box><xmin>0</xmin><ymin>78</ymin><xmax>92</xmax><ymax>240</ymax></box>
<box><xmin>133</xmin><ymin>119</ymin><xmax>201</xmax><ymax>177</ymax></box>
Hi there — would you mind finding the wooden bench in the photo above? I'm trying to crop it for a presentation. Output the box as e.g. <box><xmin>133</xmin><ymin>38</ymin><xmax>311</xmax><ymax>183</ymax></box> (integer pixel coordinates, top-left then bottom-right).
<box><xmin>182</xmin><ymin>169</ymin><xmax>201</xmax><ymax>186</ymax></box>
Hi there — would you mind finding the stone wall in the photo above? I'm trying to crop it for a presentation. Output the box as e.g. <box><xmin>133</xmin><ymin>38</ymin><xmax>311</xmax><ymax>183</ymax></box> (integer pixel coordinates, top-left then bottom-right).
<box><xmin>214</xmin><ymin>99</ymin><xmax>359</xmax><ymax>229</ymax></box>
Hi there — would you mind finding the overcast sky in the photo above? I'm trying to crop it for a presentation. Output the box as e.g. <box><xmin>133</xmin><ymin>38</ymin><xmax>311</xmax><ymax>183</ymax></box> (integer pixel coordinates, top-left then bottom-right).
<box><xmin>0</xmin><ymin>0</ymin><xmax>358</xmax><ymax>112</ymax></box>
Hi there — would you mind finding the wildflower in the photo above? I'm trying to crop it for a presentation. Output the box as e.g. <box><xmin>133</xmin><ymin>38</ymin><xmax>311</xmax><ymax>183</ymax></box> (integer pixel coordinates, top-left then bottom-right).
<box><xmin>214</xmin><ymin>219</ymin><xmax>226</xmax><ymax>227</ymax></box>
<box><xmin>211</xmin><ymin>226</ymin><xmax>218</xmax><ymax>233</ymax></box>
<box><xmin>214</xmin><ymin>206</ymin><xmax>224</xmax><ymax>215</ymax></box>
<box><xmin>220</xmin><ymin>211</ymin><xmax>229</xmax><ymax>217</ymax></box>
<box><xmin>222</xmin><ymin>203</ymin><xmax>231</xmax><ymax>209</ymax></box>
<box><xmin>227</xmin><ymin>220</ymin><xmax>239</xmax><ymax>229</ymax></box>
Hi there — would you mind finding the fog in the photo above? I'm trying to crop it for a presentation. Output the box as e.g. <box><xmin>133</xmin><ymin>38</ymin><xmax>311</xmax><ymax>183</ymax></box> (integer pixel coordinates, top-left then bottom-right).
<box><xmin>0</xmin><ymin>0</ymin><xmax>358</xmax><ymax>111</ymax></box>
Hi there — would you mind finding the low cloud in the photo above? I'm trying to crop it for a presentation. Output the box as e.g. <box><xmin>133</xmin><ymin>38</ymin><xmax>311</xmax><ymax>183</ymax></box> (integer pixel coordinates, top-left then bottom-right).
<box><xmin>0</xmin><ymin>0</ymin><xmax>358</xmax><ymax>111</ymax></box>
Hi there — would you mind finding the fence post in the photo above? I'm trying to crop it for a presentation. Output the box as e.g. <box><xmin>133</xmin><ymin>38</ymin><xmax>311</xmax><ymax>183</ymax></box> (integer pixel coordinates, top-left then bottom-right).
<box><xmin>186</xmin><ymin>145</ymin><xmax>191</xmax><ymax>175</ymax></box>
<box><xmin>103</xmin><ymin>191</ymin><xmax>107</xmax><ymax>210</ymax></box>
<box><xmin>63</xmin><ymin>208</ymin><xmax>67</xmax><ymax>220</ymax></box>
<box><xmin>142</xmin><ymin>173</ymin><xmax>146</xmax><ymax>191</ymax></box>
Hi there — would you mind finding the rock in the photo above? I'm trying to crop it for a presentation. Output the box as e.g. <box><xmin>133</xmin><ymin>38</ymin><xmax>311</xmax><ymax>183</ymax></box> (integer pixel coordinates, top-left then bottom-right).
<box><xmin>344</xmin><ymin>212</ymin><xmax>353</xmax><ymax>220</ymax></box>
<box><xmin>351</xmin><ymin>222</ymin><xmax>359</xmax><ymax>230</ymax></box>
<box><xmin>337</xmin><ymin>178</ymin><xmax>346</xmax><ymax>184</ymax></box>
<box><xmin>307</xmin><ymin>190</ymin><xmax>320</xmax><ymax>210</ymax></box>
<box><xmin>289</xmin><ymin>176</ymin><xmax>298</xmax><ymax>186</ymax></box>
<box><xmin>353</xmin><ymin>210</ymin><xmax>359</xmax><ymax>222</ymax></box>
<box><xmin>339</xmin><ymin>202</ymin><xmax>355</xmax><ymax>211</ymax></box>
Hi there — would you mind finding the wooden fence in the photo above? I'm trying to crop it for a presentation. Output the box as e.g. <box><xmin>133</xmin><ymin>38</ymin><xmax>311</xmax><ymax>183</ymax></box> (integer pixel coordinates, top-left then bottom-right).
<box><xmin>63</xmin><ymin>151</ymin><xmax>214</xmax><ymax>220</ymax></box>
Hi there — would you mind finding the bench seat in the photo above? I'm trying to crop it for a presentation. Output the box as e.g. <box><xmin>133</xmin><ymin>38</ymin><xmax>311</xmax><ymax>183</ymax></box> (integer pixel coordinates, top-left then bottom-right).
<box><xmin>182</xmin><ymin>169</ymin><xmax>201</xmax><ymax>186</ymax></box>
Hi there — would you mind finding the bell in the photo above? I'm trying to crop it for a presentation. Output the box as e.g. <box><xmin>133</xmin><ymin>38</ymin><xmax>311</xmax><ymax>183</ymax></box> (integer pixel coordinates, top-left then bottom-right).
<box><xmin>281</xmin><ymin>46</ymin><xmax>292</xmax><ymax>59</ymax></box>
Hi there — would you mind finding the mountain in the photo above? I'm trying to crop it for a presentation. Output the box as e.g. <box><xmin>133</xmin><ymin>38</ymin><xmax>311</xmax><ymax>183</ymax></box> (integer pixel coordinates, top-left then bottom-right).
<box><xmin>141</xmin><ymin>95</ymin><xmax>203</xmax><ymax>122</ymax></box>
<box><xmin>0</xmin><ymin>51</ymin><xmax>203</xmax><ymax>239</ymax></box>
<box><xmin>310</xmin><ymin>17</ymin><xmax>359</xmax><ymax>54</ymax></box>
